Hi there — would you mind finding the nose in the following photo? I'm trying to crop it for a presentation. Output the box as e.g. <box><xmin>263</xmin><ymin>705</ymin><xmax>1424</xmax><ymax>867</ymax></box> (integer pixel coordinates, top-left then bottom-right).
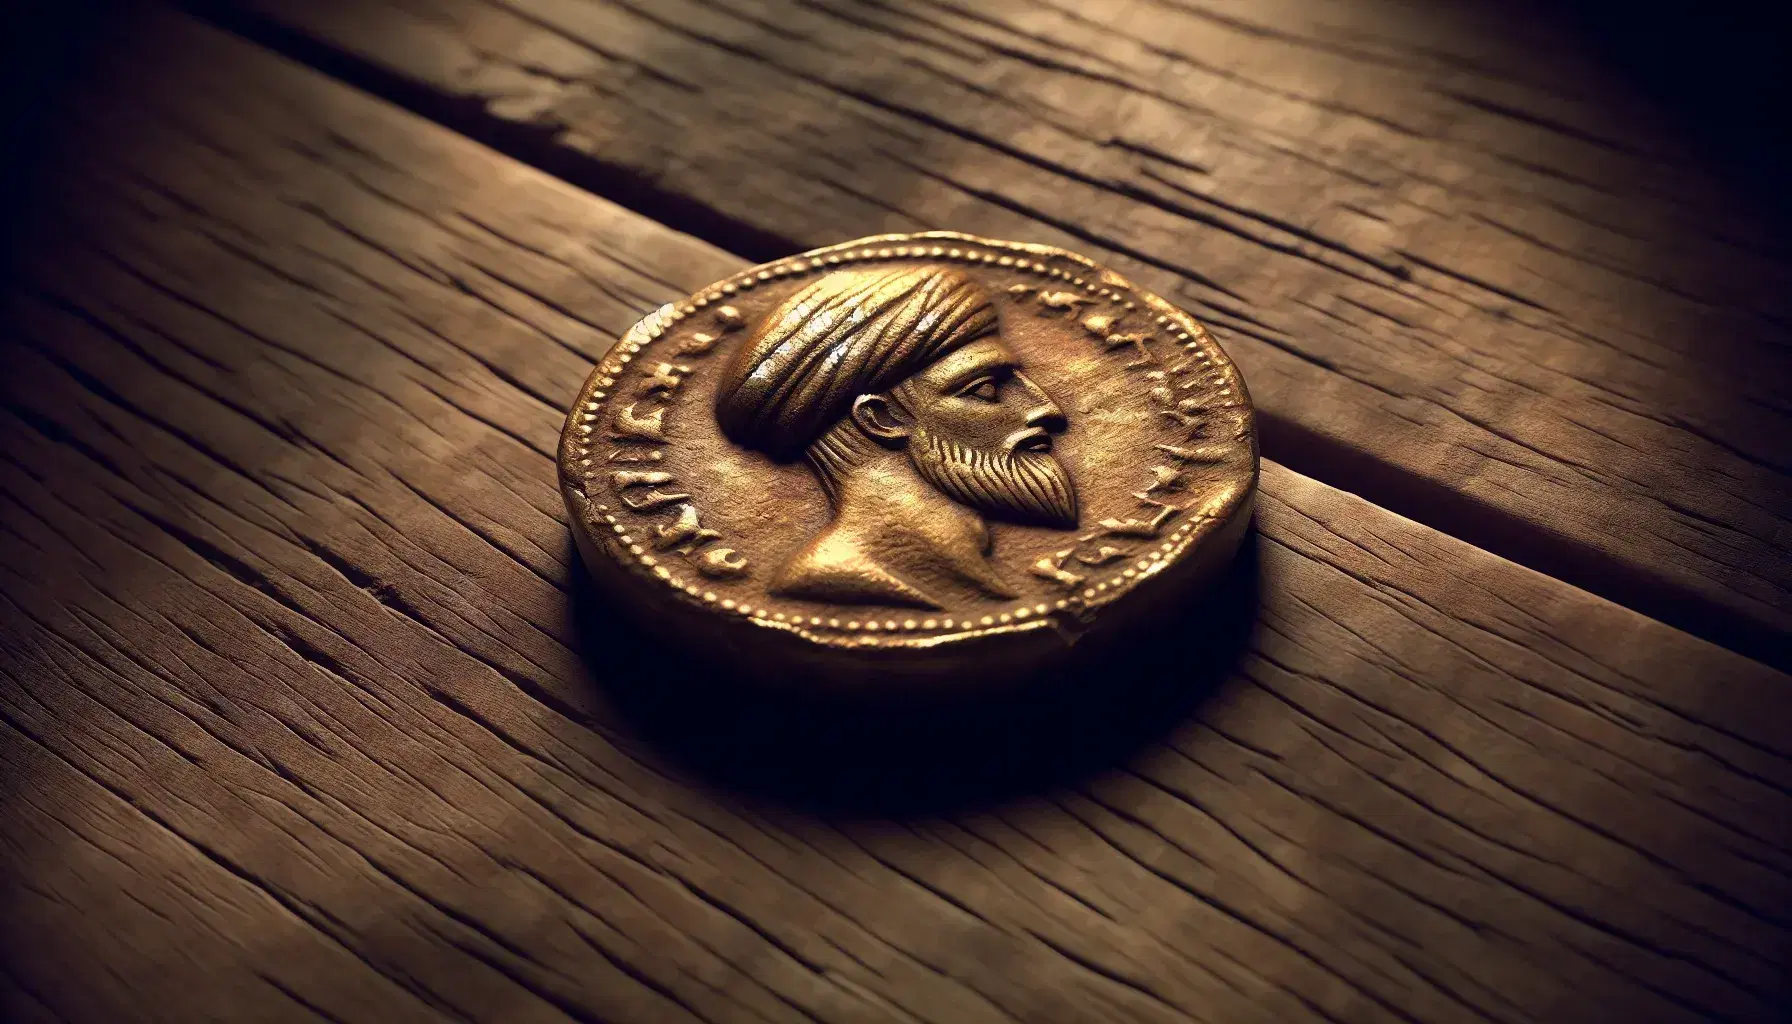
<box><xmin>1016</xmin><ymin>372</ymin><xmax>1067</xmax><ymax>433</ymax></box>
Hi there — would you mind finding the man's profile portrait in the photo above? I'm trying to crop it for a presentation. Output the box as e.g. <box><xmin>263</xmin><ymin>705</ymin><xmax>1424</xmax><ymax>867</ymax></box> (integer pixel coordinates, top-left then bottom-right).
<box><xmin>714</xmin><ymin>264</ymin><xmax>1079</xmax><ymax>610</ymax></box>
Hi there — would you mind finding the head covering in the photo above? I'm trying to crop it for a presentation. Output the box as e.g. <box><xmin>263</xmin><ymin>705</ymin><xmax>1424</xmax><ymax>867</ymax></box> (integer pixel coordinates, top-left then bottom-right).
<box><xmin>714</xmin><ymin>265</ymin><xmax>997</xmax><ymax>461</ymax></box>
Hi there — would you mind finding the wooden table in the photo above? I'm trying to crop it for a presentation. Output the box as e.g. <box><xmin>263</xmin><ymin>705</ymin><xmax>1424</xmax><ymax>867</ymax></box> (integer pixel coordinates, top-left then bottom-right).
<box><xmin>2</xmin><ymin>4</ymin><xmax>1787</xmax><ymax>1021</ymax></box>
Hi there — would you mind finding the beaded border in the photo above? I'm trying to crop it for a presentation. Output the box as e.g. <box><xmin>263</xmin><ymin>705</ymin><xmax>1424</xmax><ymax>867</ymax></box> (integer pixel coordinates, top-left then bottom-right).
<box><xmin>560</xmin><ymin>232</ymin><xmax>1255</xmax><ymax>650</ymax></box>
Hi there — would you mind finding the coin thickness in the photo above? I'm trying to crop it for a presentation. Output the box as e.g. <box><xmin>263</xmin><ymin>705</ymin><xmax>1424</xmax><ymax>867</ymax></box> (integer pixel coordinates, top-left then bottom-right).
<box><xmin>559</xmin><ymin>233</ymin><xmax>1258</xmax><ymax>688</ymax></box>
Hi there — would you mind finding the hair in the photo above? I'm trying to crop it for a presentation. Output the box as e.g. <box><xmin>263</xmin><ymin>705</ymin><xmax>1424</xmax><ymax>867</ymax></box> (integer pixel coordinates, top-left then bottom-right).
<box><xmin>803</xmin><ymin>416</ymin><xmax>886</xmax><ymax>508</ymax></box>
<box><xmin>713</xmin><ymin>264</ymin><xmax>996</xmax><ymax>462</ymax></box>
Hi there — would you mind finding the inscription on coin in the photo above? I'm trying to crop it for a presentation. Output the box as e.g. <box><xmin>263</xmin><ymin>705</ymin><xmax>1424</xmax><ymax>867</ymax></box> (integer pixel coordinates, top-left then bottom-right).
<box><xmin>559</xmin><ymin>232</ymin><xmax>1257</xmax><ymax>681</ymax></box>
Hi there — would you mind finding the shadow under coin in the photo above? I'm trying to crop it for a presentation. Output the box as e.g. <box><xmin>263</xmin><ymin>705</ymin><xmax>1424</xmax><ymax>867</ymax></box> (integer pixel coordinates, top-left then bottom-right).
<box><xmin>568</xmin><ymin>522</ymin><xmax>1262</xmax><ymax>819</ymax></box>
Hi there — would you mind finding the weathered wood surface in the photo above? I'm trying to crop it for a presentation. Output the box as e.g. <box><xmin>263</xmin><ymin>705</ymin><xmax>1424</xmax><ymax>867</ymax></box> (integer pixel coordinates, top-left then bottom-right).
<box><xmin>2</xmin><ymin>14</ymin><xmax>1788</xmax><ymax>1022</ymax></box>
<box><xmin>199</xmin><ymin>0</ymin><xmax>1792</xmax><ymax>668</ymax></box>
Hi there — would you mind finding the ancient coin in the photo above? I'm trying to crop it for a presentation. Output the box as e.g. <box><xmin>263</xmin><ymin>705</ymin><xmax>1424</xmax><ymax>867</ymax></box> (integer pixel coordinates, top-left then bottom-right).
<box><xmin>559</xmin><ymin>232</ymin><xmax>1257</xmax><ymax>688</ymax></box>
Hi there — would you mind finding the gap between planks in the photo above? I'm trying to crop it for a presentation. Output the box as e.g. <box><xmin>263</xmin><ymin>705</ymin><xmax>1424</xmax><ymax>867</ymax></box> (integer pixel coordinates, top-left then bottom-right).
<box><xmin>173</xmin><ymin>0</ymin><xmax>1792</xmax><ymax>672</ymax></box>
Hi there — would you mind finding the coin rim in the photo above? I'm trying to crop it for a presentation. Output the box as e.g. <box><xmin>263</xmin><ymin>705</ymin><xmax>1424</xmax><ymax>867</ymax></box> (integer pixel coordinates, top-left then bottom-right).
<box><xmin>558</xmin><ymin>231</ymin><xmax>1259</xmax><ymax>653</ymax></box>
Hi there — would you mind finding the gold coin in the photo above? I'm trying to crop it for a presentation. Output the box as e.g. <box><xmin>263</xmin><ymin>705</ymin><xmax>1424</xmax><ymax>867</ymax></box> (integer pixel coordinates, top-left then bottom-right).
<box><xmin>559</xmin><ymin>232</ymin><xmax>1258</xmax><ymax>689</ymax></box>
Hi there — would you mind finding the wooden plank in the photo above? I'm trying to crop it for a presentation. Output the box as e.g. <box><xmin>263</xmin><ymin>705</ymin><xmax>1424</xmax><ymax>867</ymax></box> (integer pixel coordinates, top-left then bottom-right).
<box><xmin>198</xmin><ymin>0</ymin><xmax>1792</xmax><ymax>668</ymax></box>
<box><xmin>4</xmin><ymin>12</ymin><xmax>1789</xmax><ymax>1022</ymax></box>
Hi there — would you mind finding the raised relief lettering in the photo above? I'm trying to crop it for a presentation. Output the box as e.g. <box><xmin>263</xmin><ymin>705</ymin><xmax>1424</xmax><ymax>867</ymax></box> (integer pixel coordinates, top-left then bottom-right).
<box><xmin>674</xmin><ymin>304</ymin><xmax>745</xmax><ymax>356</ymax></box>
<box><xmin>653</xmin><ymin>503</ymin><xmax>722</xmax><ymax>554</ymax></box>
<box><xmin>714</xmin><ymin>305</ymin><xmax>746</xmax><ymax>332</ymax></box>
<box><xmin>1103</xmin><ymin>332</ymin><xmax>1157</xmax><ymax>367</ymax></box>
<box><xmin>678</xmin><ymin>332</ymin><xmax>720</xmax><ymax>356</ymax></box>
<box><xmin>1075</xmin><ymin>544</ymin><xmax>1128</xmax><ymax>566</ymax></box>
<box><xmin>623</xmin><ymin>491</ymin><xmax>690</xmax><ymax>513</ymax></box>
<box><xmin>697</xmin><ymin>548</ymin><xmax>750</xmax><ymax>578</ymax></box>
<box><xmin>1157</xmin><ymin>443</ymin><xmax>1229</xmax><ymax>464</ymax></box>
<box><xmin>1098</xmin><ymin>498</ymin><xmax>1178</xmax><ymax>538</ymax></box>
<box><xmin>1131</xmin><ymin>328</ymin><xmax>1246</xmax><ymax>443</ymax></box>
<box><xmin>1146</xmin><ymin>369</ymin><xmax>1209</xmax><ymax>431</ymax></box>
<box><xmin>1030</xmin><ymin>548</ymin><xmax>1087</xmax><ymax>589</ymax></box>
<box><xmin>1156</xmin><ymin>404</ymin><xmax>1206</xmax><ymax>431</ymax></box>
<box><xmin>1035</xmin><ymin>290</ymin><xmax>1096</xmax><ymax>316</ymax></box>
<box><xmin>612</xmin><ymin>403</ymin><xmax>668</xmax><ymax>442</ymax></box>
<box><xmin>1208</xmin><ymin>405</ymin><xmax>1251</xmax><ymax>441</ymax></box>
<box><xmin>1080</xmin><ymin>313</ymin><xmax>1156</xmax><ymax>367</ymax></box>
<box><xmin>640</xmin><ymin>362</ymin><xmax>694</xmax><ymax>395</ymax></box>
<box><xmin>1143</xmin><ymin>465</ymin><xmax>1184</xmax><ymax>495</ymax></box>
<box><xmin>601</xmin><ymin>302</ymin><xmax>767</xmax><ymax>580</ymax></box>
<box><xmin>607</xmin><ymin>447</ymin><xmax>664</xmax><ymax>464</ymax></box>
<box><xmin>613</xmin><ymin>470</ymin><xmax>690</xmax><ymax>512</ymax></box>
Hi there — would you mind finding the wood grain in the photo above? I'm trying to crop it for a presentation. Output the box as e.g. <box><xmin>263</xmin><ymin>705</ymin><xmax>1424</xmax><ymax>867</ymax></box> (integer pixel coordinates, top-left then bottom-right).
<box><xmin>193</xmin><ymin>0</ymin><xmax>1792</xmax><ymax>668</ymax></box>
<box><xmin>3</xmin><ymin>13</ymin><xmax>1788</xmax><ymax>1022</ymax></box>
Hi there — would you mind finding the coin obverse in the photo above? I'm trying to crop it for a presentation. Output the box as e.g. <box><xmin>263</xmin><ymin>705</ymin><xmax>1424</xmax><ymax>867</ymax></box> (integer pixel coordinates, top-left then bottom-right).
<box><xmin>559</xmin><ymin>233</ymin><xmax>1258</xmax><ymax>689</ymax></box>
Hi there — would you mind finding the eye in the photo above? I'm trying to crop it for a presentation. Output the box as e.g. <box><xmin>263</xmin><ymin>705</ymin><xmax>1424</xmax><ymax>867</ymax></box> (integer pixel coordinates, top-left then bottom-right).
<box><xmin>964</xmin><ymin>379</ymin><xmax>1000</xmax><ymax>402</ymax></box>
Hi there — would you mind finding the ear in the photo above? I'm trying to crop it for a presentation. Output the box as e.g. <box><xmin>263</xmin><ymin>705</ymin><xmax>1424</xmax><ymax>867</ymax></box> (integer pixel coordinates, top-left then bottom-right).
<box><xmin>850</xmin><ymin>393</ymin><xmax>912</xmax><ymax>447</ymax></box>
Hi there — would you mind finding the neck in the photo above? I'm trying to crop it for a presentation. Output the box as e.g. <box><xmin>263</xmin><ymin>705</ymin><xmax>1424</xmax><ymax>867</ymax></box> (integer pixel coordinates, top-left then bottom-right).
<box><xmin>835</xmin><ymin>451</ymin><xmax>991</xmax><ymax>552</ymax></box>
<box><xmin>807</xmin><ymin>445</ymin><xmax>1018</xmax><ymax>602</ymax></box>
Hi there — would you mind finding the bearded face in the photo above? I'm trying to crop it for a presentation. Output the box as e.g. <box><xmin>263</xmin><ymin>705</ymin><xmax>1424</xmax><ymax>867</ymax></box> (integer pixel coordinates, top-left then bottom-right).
<box><xmin>721</xmin><ymin>266</ymin><xmax>1082</xmax><ymax>609</ymax></box>
<box><xmin>882</xmin><ymin>335</ymin><xmax>1078</xmax><ymax>529</ymax></box>
<box><xmin>910</xmin><ymin>426</ymin><xmax>1079</xmax><ymax>528</ymax></box>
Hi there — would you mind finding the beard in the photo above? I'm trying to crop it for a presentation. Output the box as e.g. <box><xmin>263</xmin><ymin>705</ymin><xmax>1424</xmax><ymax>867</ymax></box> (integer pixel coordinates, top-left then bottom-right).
<box><xmin>911</xmin><ymin>429</ymin><xmax>1079</xmax><ymax>528</ymax></box>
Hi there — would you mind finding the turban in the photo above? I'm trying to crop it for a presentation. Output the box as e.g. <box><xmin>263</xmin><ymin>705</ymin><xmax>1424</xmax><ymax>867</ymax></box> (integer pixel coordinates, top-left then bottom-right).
<box><xmin>714</xmin><ymin>265</ymin><xmax>998</xmax><ymax>461</ymax></box>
